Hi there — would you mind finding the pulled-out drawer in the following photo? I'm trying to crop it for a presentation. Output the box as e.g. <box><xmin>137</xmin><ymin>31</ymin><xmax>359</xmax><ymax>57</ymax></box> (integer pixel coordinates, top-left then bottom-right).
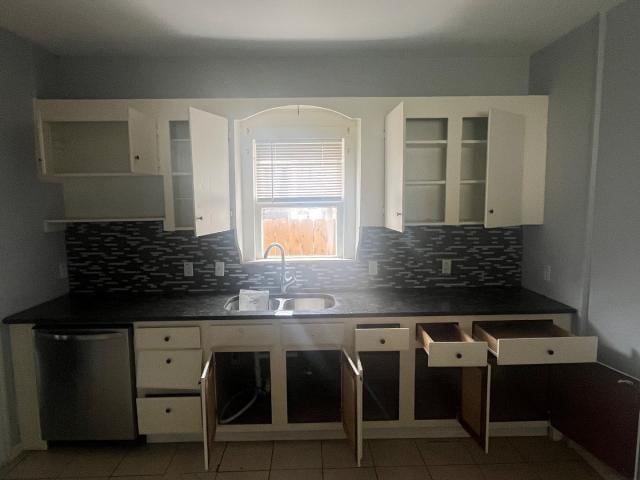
<box><xmin>417</xmin><ymin>323</ymin><xmax>487</xmax><ymax>367</ymax></box>
<box><xmin>355</xmin><ymin>326</ymin><xmax>410</xmax><ymax>352</ymax></box>
<box><xmin>136</xmin><ymin>349</ymin><xmax>203</xmax><ymax>390</ymax></box>
<box><xmin>281</xmin><ymin>323</ymin><xmax>344</xmax><ymax>346</ymax></box>
<box><xmin>207</xmin><ymin>324</ymin><xmax>276</xmax><ymax>348</ymax></box>
<box><xmin>473</xmin><ymin>320</ymin><xmax>598</xmax><ymax>366</ymax></box>
<box><xmin>135</xmin><ymin>327</ymin><xmax>201</xmax><ymax>350</ymax></box>
<box><xmin>136</xmin><ymin>396</ymin><xmax>202</xmax><ymax>434</ymax></box>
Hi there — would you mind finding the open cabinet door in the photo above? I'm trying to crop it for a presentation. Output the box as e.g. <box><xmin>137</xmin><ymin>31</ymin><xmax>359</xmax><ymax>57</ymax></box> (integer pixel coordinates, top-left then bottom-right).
<box><xmin>485</xmin><ymin>108</ymin><xmax>525</xmax><ymax>228</ymax></box>
<box><xmin>550</xmin><ymin>363</ymin><xmax>640</xmax><ymax>479</ymax></box>
<box><xmin>341</xmin><ymin>349</ymin><xmax>363</xmax><ymax>466</ymax></box>
<box><xmin>189</xmin><ymin>107</ymin><xmax>230</xmax><ymax>237</ymax></box>
<box><xmin>384</xmin><ymin>102</ymin><xmax>404</xmax><ymax>232</ymax></box>
<box><xmin>459</xmin><ymin>365</ymin><xmax>491</xmax><ymax>453</ymax></box>
<box><xmin>201</xmin><ymin>352</ymin><xmax>217</xmax><ymax>471</ymax></box>
<box><xmin>128</xmin><ymin>108</ymin><xmax>160</xmax><ymax>175</ymax></box>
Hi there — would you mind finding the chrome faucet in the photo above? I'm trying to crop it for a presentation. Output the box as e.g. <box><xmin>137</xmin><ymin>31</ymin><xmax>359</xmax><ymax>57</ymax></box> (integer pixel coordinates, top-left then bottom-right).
<box><xmin>263</xmin><ymin>242</ymin><xmax>296</xmax><ymax>294</ymax></box>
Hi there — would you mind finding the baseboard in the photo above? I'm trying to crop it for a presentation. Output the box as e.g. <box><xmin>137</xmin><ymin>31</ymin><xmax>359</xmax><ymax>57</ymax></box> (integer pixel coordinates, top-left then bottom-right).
<box><xmin>568</xmin><ymin>440</ymin><xmax>628</xmax><ymax>480</ymax></box>
<box><xmin>489</xmin><ymin>421</ymin><xmax>549</xmax><ymax>437</ymax></box>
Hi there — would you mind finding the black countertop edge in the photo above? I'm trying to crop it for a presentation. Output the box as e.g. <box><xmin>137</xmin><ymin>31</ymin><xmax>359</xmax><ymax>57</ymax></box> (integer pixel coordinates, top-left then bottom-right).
<box><xmin>3</xmin><ymin>287</ymin><xmax>576</xmax><ymax>325</ymax></box>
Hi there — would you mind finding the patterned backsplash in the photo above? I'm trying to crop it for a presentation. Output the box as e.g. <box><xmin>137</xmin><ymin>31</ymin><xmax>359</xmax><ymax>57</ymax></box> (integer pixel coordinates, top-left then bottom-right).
<box><xmin>66</xmin><ymin>222</ymin><xmax>522</xmax><ymax>294</ymax></box>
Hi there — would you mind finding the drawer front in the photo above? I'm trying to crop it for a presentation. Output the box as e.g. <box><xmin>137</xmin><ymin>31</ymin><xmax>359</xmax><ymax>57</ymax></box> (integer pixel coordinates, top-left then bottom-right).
<box><xmin>495</xmin><ymin>336</ymin><xmax>598</xmax><ymax>365</ymax></box>
<box><xmin>355</xmin><ymin>327</ymin><xmax>410</xmax><ymax>352</ymax></box>
<box><xmin>136</xmin><ymin>349</ymin><xmax>202</xmax><ymax>390</ymax></box>
<box><xmin>137</xmin><ymin>396</ymin><xmax>202</xmax><ymax>434</ymax></box>
<box><xmin>135</xmin><ymin>327</ymin><xmax>201</xmax><ymax>350</ymax></box>
<box><xmin>427</xmin><ymin>341</ymin><xmax>487</xmax><ymax>367</ymax></box>
<box><xmin>208</xmin><ymin>325</ymin><xmax>276</xmax><ymax>348</ymax></box>
<box><xmin>281</xmin><ymin>323</ymin><xmax>344</xmax><ymax>346</ymax></box>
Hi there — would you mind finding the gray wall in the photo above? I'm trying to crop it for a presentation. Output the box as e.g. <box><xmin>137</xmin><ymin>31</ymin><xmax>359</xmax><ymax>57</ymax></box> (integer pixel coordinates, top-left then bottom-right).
<box><xmin>48</xmin><ymin>54</ymin><xmax>530</xmax><ymax>98</ymax></box>
<box><xmin>523</xmin><ymin>18</ymin><xmax>599</xmax><ymax>316</ymax></box>
<box><xmin>0</xmin><ymin>28</ymin><xmax>67</xmax><ymax>464</ymax></box>
<box><xmin>587</xmin><ymin>0</ymin><xmax>640</xmax><ymax>378</ymax></box>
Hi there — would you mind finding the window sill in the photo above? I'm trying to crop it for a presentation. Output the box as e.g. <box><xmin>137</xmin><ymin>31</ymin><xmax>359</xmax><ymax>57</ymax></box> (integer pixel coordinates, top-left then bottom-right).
<box><xmin>245</xmin><ymin>257</ymin><xmax>356</xmax><ymax>265</ymax></box>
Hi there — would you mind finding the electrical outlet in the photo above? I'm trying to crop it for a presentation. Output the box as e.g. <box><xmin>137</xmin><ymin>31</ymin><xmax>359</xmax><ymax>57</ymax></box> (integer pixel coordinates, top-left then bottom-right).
<box><xmin>368</xmin><ymin>260</ymin><xmax>378</xmax><ymax>276</ymax></box>
<box><xmin>543</xmin><ymin>265</ymin><xmax>552</xmax><ymax>282</ymax></box>
<box><xmin>442</xmin><ymin>259</ymin><xmax>452</xmax><ymax>275</ymax></box>
<box><xmin>183</xmin><ymin>262</ymin><xmax>194</xmax><ymax>277</ymax></box>
<box><xmin>215</xmin><ymin>261</ymin><xmax>225</xmax><ymax>277</ymax></box>
<box><xmin>58</xmin><ymin>263</ymin><xmax>68</xmax><ymax>279</ymax></box>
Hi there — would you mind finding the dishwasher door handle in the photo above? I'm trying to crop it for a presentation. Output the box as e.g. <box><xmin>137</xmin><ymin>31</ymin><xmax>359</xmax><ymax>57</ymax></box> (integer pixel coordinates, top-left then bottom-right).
<box><xmin>36</xmin><ymin>331</ymin><xmax>125</xmax><ymax>342</ymax></box>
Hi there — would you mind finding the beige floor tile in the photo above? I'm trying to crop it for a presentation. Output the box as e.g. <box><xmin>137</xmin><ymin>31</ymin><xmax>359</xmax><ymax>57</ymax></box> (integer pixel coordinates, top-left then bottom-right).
<box><xmin>533</xmin><ymin>460</ymin><xmax>603</xmax><ymax>480</ymax></box>
<box><xmin>415</xmin><ymin>439</ymin><xmax>473</xmax><ymax>466</ymax></box>
<box><xmin>480</xmin><ymin>463</ymin><xmax>539</xmax><ymax>480</ymax></box>
<box><xmin>511</xmin><ymin>437</ymin><xmax>581</xmax><ymax>463</ymax></box>
<box><xmin>216</xmin><ymin>472</ymin><xmax>267</xmax><ymax>480</ymax></box>
<box><xmin>112</xmin><ymin>443</ymin><xmax>176</xmax><ymax>476</ymax></box>
<box><xmin>321</xmin><ymin>440</ymin><xmax>372</xmax><ymax>468</ymax></box>
<box><xmin>219</xmin><ymin>442</ymin><xmax>273</xmax><ymax>472</ymax></box>
<box><xmin>428</xmin><ymin>465</ymin><xmax>484</xmax><ymax>480</ymax></box>
<box><xmin>376</xmin><ymin>465</ymin><xmax>432</xmax><ymax>479</ymax></box>
<box><xmin>322</xmin><ymin>467</ymin><xmax>377</xmax><ymax>480</ymax></box>
<box><xmin>59</xmin><ymin>447</ymin><xmax>126</xmax><ymax>477</ymax></box>
<box><xmin>464</xmin><ymin>437</ymin><xmax>524</xmax><ymax>464</ymax></box>
<box><xmin>166</xmin><ymin>442</ymin><xmax>225</xmax><ymax>474</ymax></box>
<box><xmin>268</xmin><ymin>469</ymin><xmax>322</xmax><ymax>480</ymax></box>
<box><xmin>6</xmin><ymin>450</ymin><xmax>78</xmax><ymax>479</ymax></box>
<box><xmin>369</xmin><ymin>439</ymin><xmax>424</xmax><ymax>467</ymax></box>
<box><xmin>270</xmin><ymin>441</ymin><xmax>321</xmax><ymax>470</ymax></box>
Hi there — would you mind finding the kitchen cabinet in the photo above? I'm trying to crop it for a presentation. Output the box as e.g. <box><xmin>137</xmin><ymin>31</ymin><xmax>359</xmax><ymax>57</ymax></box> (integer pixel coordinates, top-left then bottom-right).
<box><xmin>384</xmin><ymin>96</ymin><xmax>548</xmax><ymax>230</ymax></box>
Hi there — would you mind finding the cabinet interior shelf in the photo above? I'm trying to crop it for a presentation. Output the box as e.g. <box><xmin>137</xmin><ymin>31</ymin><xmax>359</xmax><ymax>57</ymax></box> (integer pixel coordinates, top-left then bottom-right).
<box><xmin>405</xmin><ymin>140</ymin><xmax>447</xmax><ymax>145</ymax></box>
<box><xmin>172</xmin><ymin>172</ymin><xmax>193</xmax><ymax>177</ymax></box>
<box><xmin>44</xmin><ymin>217</ymin><xmax>165</xmax><ymax>232</ymax></box>
<box><xmin>460</xmin><ymin>179</ymin><xmax>486</xmax><ymax>184</ymax></box>
<box><xmin>461</xmin><ymin>140</ymin><xmax>487</xmax><ymax>144</ymax></box>
<box><xmin>405</xmin><ymin>180</ymin><xmax>446</xmax><ymax>186</ymax></box>
<box><xmin>171</xmin><ymin>138</ymin><xmax>191</xmax><ymax>143</ymax></box>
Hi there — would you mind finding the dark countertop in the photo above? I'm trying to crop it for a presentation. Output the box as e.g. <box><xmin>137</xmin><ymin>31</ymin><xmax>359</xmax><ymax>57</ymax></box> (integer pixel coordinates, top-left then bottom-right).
<box><xmin>3</xmin><ymin>287</ymin><xmax>576</xmax><ymax>325</ymax></box>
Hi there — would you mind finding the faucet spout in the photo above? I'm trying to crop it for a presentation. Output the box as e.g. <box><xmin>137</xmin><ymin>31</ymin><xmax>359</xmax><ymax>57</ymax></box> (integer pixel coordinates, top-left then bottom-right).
<box><xmin>263</xmin><ymin>242</ymin><xmax>295</xmax><ymax>294</ymax></box>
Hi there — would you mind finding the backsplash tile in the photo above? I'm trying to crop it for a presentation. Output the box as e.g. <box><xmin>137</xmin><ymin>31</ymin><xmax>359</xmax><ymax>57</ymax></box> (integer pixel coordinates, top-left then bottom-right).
<box><xmin>66</xmin><ymin>222</ymin><xmax>521</xmax><ymax>294</ymax></box>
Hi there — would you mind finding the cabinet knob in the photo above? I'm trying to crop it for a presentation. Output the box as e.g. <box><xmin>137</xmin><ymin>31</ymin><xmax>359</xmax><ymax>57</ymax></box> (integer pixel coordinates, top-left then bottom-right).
<box><xmin>165</xmin><ymin>408</ymin><xmax>172</xmax><ymax>414</ymax></box>
<box><xmin>196</xmin><ymin>216</ymin><xmax>204</xmax><ymax>221</ymax></box>
<box><xmin>379</xmin><ymin>338</ymin><xmax>387</xmax><ymax>345</ymax></box>
<box><xmin>134</xmin><ymin>155</ymin><xmax>140</xmax><ymax>160</ymax></box>
<box><xmin>547</xmin><ymin>349</ymin><xmax>555</xmax><ymax>356</ymax></box>
<box><xmin>456</xmin><ymin>353</ymin><xmax>463</xmax><ymax>359</ymax></box>
<box><xmin>396</xmin><ymin>212</ymin><xmax>402</xmax><ymax>216</ymax></box>
<box><xmin>164</xmin><ymin>336</ymin><xmax>170</xmax><ymax>342</ymax></box>
<box><xmin>489</xmin><ymin>209</ymin><xmax>495</xmax><ymax>215</ymax></box>
<box><xmin>165</xmin><ymin>358</ymin><xmax>172</xmax><ymax>364</ymax></box>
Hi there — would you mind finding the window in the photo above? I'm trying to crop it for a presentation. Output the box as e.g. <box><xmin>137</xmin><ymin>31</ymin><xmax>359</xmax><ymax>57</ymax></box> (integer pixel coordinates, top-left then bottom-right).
<box><xmin>255</xmin><ymin>139</ymin><xmax>344</xmax><ymax>258</ymax></box>
<box><xmin>236</xmin><ymin>105</ymin><xmax>359</xmax><ymax>261</ymax></box>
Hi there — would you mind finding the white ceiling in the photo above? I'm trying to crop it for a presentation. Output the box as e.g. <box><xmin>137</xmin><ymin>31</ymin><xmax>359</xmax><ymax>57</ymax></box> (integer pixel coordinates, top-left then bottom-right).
<box><xmin>0</xmin><ymin>0</ymin><xmax>623</xmax><ymax>57</ymax></box>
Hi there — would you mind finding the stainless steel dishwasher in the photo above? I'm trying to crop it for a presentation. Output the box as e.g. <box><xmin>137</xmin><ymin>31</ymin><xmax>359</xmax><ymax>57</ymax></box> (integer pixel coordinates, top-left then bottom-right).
<box><xmin>34</xmin><ymin>326</ymin><xmax>137</xmax><ymax>441</ymax></box>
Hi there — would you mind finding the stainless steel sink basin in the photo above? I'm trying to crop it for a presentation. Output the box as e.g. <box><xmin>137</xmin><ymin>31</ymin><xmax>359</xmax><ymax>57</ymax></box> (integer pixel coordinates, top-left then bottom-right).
<box><xmin>224</xmin><ymin>293</ymin><xmax>335</xmax><ymax>313</ymax></box>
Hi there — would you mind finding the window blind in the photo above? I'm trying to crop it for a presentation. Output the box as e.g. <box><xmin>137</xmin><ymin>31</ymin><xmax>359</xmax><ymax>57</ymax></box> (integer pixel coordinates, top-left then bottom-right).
<box><xmin>254</xmin><ymin>139</ymin><xmax>344</xmax><ymax>201</ymax></box>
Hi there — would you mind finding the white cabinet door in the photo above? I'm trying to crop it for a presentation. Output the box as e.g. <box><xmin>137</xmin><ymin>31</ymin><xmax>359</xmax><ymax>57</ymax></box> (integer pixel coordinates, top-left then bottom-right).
<box><xmin>201</xmin><ymin>352</ymin><xmax>217</xmax><ymax>471</ymax></box>
<box><xmin>128</xmin><ymin>108</ymin><xmax>160</xmax><ymax>174</ymax></box>
<box><xmin>189</xmin><ymin>107</ymin><xmax>231</xmax><ymax>237</ymax></box>
<box><xmin>341</xmin><ymin>349</ymin><xmax>363</xmax><ymax>466</ymax></box>
<box><xmin>485</xmin><ymin>108</ymin><xmax>525</xmax><ymax>228</ymax></box>
<box><xmin>384</xmin><ymin>102</ymin><xmax>405</xmax><ymax>232</ymax></box>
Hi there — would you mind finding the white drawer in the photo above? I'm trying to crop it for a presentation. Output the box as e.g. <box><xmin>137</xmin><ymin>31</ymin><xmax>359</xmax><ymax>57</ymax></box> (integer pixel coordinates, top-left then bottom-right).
<box><xmin>136</xmin><ymin>396</ymin><xmax>202</xmax><ymax>434</ymax></box>
<box><xmin>355</xmin><ymin>327</ymin><xmax>410</xmax><ymax>352</ymax></box>
<box><xmin>136</xmin><ymin>349</ymin><xmax>202</xmax><ymax>390</ymax></box>
<box><xmin>281</xmin><ymin>323</ymin><xmax>344</xmax><ymax>346</ymax></box>
<box><xmin>135</xmin><ymin>327</ymin><xmax>201</xmax><ymax>350</ymax></box>
<box><xmin>473</xmin><ymin>320</ymin><xmax>598</xmax><ymax>366</ymax></box>
<box><xmin>417</xmin><ymin>323</ymin><xmax>487</xmax><ymax>367</ymax></box>
<box><xmin>207</xmin><ymin>324</ymin><xmax>276</xmax><ymax>348</ymax></box>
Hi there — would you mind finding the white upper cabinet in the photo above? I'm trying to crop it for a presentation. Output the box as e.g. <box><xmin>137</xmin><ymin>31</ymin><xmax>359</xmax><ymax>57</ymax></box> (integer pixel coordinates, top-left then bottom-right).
<box><xmin>189</xmin><ymin>107</ymin><xmax>231</xmax><ymax>237</ymax></box>
<box><xmin>384</xmin><ymin>96</ymin><xmax>548</xmax><ymax>229</ymax></box>
<box><xmin>36</xmin><ymin>103</ymin><xmax>161</xmax><ymax>177</ymax></box>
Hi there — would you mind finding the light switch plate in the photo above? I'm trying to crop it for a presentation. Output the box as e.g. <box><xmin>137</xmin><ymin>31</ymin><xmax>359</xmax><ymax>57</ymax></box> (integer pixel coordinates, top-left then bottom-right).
<box><xmin>183</xmin><ymin>262</ymin><xmax>194</xmax><ymax>277</ymax></box>
<box><xmin>215</xmin><ymin>261</ymin><xmax>225</xmax><ymax>277</ymax></box>
<box><xmin>368</xmin><ymin>261</ymin><xmax>378</xmax><ymax>276</ymax></box>
<box><xmin>442</xmin><ymin>259</ymin><xmax>452</xmax><ymax>275</ymax></box>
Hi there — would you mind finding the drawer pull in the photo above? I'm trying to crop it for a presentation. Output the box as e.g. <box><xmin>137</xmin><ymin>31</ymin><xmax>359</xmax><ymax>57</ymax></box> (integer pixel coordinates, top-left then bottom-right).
<box><xmin>165</xmin><ymin>358</ymin><xmax>172</xmax><ymax>364</ymax></box>
<box><xmin>547</xmin><ymin>349</ymin><xmax>555</xmax><ymax>356</ymax></box>
<box><xmin>618</xmin><ymin>379</ymin><xmax>634</xmax><ymax>386</ymax></box>
<box><xmin>164</xmin><ymin>336</ymin><xmax>170</xmax><ymax>342</ymax></box>
<box><xmin>379</xmin><ymin>338</ymin><xmax>386</xmax><ymax>345</ymax></box>
<box><xmin>165</xmin><ymin>408</ymin><xmax>172</xmax><ymax>414</ymax></box>
<box><xmin>456</xmin><ymin>353</ymin><xmax>463</xmax><ymax>359</ymax></box>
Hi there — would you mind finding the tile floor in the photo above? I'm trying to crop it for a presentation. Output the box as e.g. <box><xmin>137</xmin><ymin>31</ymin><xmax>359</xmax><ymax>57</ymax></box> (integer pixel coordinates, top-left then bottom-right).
<box><xmin>0</xmin><ymin>437</ymin><xmax>604</xmax><ymax>480</ymax></box>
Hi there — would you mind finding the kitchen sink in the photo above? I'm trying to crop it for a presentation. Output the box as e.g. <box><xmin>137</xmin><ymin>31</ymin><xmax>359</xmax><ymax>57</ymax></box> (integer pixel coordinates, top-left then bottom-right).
<box><xmin>224</xmin><ymin>293</ymin><xmax>335</xmax><ymax>313</ymax></box>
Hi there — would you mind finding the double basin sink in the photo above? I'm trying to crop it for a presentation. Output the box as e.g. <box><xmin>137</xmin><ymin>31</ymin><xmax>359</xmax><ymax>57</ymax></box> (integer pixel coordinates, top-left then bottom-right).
<box><xmin>224</xmin><ymin>293</ymin><xmax>335</xmax><ymax>313</ymax></box>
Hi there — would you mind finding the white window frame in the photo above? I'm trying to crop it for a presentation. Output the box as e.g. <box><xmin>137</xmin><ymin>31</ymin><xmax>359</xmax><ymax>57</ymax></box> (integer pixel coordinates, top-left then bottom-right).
<box><xmin>239</xmin><ymin>120</ymin><xmax>357</xmax><ymax>262</ymax></box>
